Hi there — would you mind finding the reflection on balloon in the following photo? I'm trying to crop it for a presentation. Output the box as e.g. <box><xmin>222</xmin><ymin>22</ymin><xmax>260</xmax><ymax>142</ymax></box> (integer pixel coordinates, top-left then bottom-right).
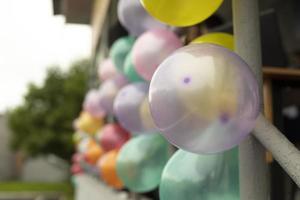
<box><xmin>98</xmin><ymin>74</ymin><xmax>128</xmax><ymax>115</ymax></box>
<box><xmin>192</xmin><ymin>32</ymin><xmax>234</xmax><ymax>51</ymax></box>
<box><xmin>116</xmin><ymin>134</ymin><xmax>170</xmax><ymax>192</ymax></box>
<box><xmin>118</xmin><ymin>0</ymin><xmax>168</xmax><ymax>36</ymax></box>
<box><xmin>98</xmin><ymin>150</ymin><xmax>123</xmax><ymax>189</ymax></box>
<box><xmin>74</xmin><ymin>112</ymin><xmax>104</xmax><ymax>135</ymax></box>
<box><xmin>141</xmin><ymin>0</ymin><xmax>223</xmax><ymax>26</ymax></box>
<box><xmin>114</xmin><ymin>82</ymin><xmax>156</xmax><ymax>134</ymax></box>
<box><xmin>124</xmin><ymin>51</ymin><xmax>144</xmax><ymax>82</ymax></box>
<box><xmin>149</xmin><ymin>44</ymin><xmax>260</xmax><ymax>153</ymax></box>
<box><xmin>110</xmin><ymin>36</ymin><xmax>135</xmax><ymax>72</ymax></box>
<box><xmin>98</xmin><ymin>58</ymin><xmax>118</xmax><ymax>81</ymax></box>
<box><xmin>132</xmin><ymin>29</ymin><xmax>182</xmax><ymax>81</ymax></box>
<box><xmin>160</xmin><ymin>148</ymin><xmax>239</xmax><ymax>200</ymax></box>
<box><xmin>83</xmin><ymin>89</ymin><xmax>105</xmax><ymax>118</ymax></box>
<box><xmin>98</xmin><ymin>123</ymin><xmax>131</xmax><ymax>152</ymax></box>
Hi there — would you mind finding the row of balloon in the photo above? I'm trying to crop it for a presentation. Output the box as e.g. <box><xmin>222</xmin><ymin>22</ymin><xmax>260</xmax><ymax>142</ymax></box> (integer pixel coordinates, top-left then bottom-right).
<box><xmin>70</xmin><ymin>0</ymin><xmax>261</xmax><ymax>199</ymax></box>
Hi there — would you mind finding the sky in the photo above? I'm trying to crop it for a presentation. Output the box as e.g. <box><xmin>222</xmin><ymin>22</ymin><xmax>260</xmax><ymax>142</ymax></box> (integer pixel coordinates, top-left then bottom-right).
<box><xmin>0</xmin><ymin>0</ymin><xmax>92</xmax><ymax>113</ymax></box>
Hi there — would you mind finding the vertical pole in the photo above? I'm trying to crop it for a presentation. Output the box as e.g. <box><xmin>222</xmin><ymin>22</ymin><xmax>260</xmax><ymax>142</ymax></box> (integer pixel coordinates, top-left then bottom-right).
<box><xmin>232</xmin><ymin>0</ymin><xmax>270</xmax><ymax>199</ymax></box>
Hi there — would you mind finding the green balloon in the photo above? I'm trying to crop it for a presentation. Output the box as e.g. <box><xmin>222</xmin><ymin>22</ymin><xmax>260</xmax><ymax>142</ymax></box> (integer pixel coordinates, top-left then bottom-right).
<box><xmin>116</xmin><ymin>134</ymin><xmax>170</xmax><ymax>192</ymax></box>
<box><xmin>124</xmin><ymin>51</ymin><xmax>145</xmax><ymax>82</ymax></box>
<box><xmin>160</xmin><ymin>148</ymin><xmax>239</xmax><ymax>200</ymax></box>
<box><xmin>110</xmin><ymin>36</ymin><xmax>135</xmax><ymax>72</ymax></box>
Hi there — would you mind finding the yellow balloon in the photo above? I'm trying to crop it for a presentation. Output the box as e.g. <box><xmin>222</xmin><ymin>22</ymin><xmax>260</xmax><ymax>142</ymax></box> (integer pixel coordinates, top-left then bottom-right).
<box><xmin>140</xmin><ymin>0</ymin><xmax>223</xmax><ymax>26</ymax></box>
<box><xmin>191</xmin><ymin>33</ymin><xmax>234</xmax><ymax>51</ymax></box>
<box><xmin>75</xmin><ymin>112</ymin><xmax>104</xmax><ymax>135</ymax></box>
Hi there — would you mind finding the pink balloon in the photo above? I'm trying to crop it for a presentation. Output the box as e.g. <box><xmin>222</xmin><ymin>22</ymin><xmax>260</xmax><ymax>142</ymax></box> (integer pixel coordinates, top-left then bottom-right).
<box><xmin>72</xmin><ymin>153</ymin><xmax>85</xmax><ymax>164</ymax></box>
<box><xmin>83</xmin><ymin>89</ymin><xmax>106</xmax><ymax>118</ymax></box>
<box><xmin>98</xmin><ymin>58</ymin><xmax>118</xmax><ymax>81</ymax></box>
<box><xmin>71</xmin><ymin>163</ymin><xmax>83</xmax><ymax>175</ymax></box>
<box><xmin>98</xmin><ymin>124</ymin><xmax>131</xmax><ymax>152</ymax></box>
<box><xmin>132</xmin><ymin>29</ymin><xmax>182</xmax><ymax>81</ymax></box>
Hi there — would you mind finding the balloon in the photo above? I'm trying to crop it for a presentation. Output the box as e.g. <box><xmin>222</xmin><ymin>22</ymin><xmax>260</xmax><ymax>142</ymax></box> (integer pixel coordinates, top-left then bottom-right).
<box><xmin>83</xmin><ymin>89</ymin><xmax>106</xmax><ymax>118</ymax></box>
<box><xmin>118</xmin><ymin>0</ymin><xmax>168</xmax><ymax>36</ymax></box>
<box><xmin>97</xmin><ymin>150</ymin><xmax>123</xmax><ymax>189</ymax></box>
<box><xmin>84</xmin><ymin>142</ymin><xmax>104</xmax><ymax>165</ymax></box>
<box><xmin>71</xmin><ymin>163</ymin><xmax>83</xmax><ymax>175</ymax></box>
<box><xmin>72</xmin><ymin>153</ymin><xmax>85</xmax><ymax>164</ymax></box>
<box><xmin>98</xmin><ymin>74</ymin><xmax>129</xmax><ymax>115</ymax></box>
<box><xmin>192</xmin><ymin>32</ymin><xmax>234</xmax><ymax>51</ymax></box>
<box><xmin>77</xmin><ymin>137</ymin><xmax>99</xmax><ymax>156</ymax></box>
<box><xmin>110</xmin><ymin>36</ymin><xmax>135</xmax><ymax>72</ymax></box>
<box><xmin>149</xmin><ymin>44</ymin><xmax>260</xmax><ymax>154</ymax></box>
<box><xmin>141</xmin><ymin>0</ymin><xmax>223</xmax><ymax>27</ymax></box>
<box><xmin>116</xmin><ymin>134</ymin><xmax>170</xmax><ymax>192</ymax></box>
<box><xmin>72</xmin><ymin>131</ymin><xmax>87</xmax><ymax>145</ymax></box>
<box><xmin>98</xmin><ymin>123</ymin><xmax>131</xmax><ymax>152</ymax></box>
<box><xmin>124</xmin><ymin>51</ymin><xmax>144</xmax><ymax>82</ymax></box>
<box><xmin>114</xmin><ymin>82</ymin><xmax>156</xmax><ymax>134</ymax></box>
<box><xmin>74</xmin><ymin>112</ymin><xmax>104</xmax><ymax>135</ymax></box>
<box><xmin>132</xmin><ymin>29</ymin><xmax>182</xmax><ymax>81</ymax></box>
<box><xmin>98</xmin><ymin>58</ymin><xmax>118</xmax><ymax>81</ymax></box>
<box><xmin>160</xmin><ymin>148</ymin><xmax>239</xmax><ymax>200</ymax></box>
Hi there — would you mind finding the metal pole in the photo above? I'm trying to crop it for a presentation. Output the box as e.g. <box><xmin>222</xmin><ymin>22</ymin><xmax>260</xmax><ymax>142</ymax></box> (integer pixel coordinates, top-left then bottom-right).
<box><xmin>232</xmin><ymin>0</ymin><xmax>270</xmax><ymax>199</ymax></box>
<box><xmin>254</xmin><ymin>114</ymin><xmax>300</xmax><ymax>187</ymax></box>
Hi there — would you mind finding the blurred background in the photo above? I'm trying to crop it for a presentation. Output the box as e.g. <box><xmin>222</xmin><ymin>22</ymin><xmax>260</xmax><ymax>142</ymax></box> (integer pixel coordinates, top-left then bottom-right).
<box><xmin>0</xmin><ymin>0</ymin><xmax>299</xmax><ymax>200</ymax></box>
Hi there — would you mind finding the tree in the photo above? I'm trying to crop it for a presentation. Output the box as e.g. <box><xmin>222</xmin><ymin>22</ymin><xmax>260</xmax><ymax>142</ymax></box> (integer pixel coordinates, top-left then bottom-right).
<box><xmin>8</xmin><ymin>59</ymin><xmax>91</xmax><ymax>160</ymax></box>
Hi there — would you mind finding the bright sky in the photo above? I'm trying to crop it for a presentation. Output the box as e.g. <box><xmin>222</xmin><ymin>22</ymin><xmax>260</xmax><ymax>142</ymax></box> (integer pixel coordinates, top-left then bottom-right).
<box><xmin>0</xmin><ymin>0</ymin><xmax>92</xmax><ymax>113</ymax></box>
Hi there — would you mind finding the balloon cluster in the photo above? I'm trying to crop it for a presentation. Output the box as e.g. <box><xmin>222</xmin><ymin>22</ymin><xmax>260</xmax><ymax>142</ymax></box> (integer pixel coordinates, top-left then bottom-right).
<box><xmin>70</xmin><ymin>0</ymin><xmax>260</xmax><ymax>198</ymax></box>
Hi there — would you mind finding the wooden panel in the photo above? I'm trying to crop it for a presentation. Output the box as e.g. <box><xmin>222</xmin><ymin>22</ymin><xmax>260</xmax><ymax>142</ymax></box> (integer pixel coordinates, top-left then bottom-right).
<box><xmin>263</xmin><ymin>67</ymin><xmax>300</xmax><ymax>80</ymax></box>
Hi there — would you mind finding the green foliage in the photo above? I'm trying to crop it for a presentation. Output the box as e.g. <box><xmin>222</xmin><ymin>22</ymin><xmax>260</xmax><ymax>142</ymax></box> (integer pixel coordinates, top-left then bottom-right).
<box><xmin>8</xmin><ymin>59</ymin><xmax>91</xmax><ymax>160</ymax></box>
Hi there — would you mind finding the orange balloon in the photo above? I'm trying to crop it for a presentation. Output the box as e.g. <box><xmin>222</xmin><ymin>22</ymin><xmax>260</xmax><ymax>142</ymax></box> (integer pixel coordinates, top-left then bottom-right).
<box><xmin>98</xmin><ymin>150</ymin><xmax>123</xmax><ymax>189</ymax></box>
<box><xmin>74</xmin><ymin>111</ymin><xmax>104</xmax><ymax>135</ymax></box>
<box><xmin>85</xmin><ymin>142</ymin><xmax>104</xmax><ymax>165</ymax></box>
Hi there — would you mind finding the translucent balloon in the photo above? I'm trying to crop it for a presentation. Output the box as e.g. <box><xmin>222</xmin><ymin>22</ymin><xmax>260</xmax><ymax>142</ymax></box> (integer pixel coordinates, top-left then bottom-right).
<box><xmin>132</xmin><ymin>29</ymin><xmax>182</xmax><ymax>81</ymax></box>
<box><xmin>192</xmin><ymin>32</ymin><xmax>234</xmax><ymax>51</ymax></box>
<box><xmin>97</xmin><ymin>150</ymin><xmax>124</xmax><ymax>189</ymax></box>
<box><xmin>118</xmin><ymin>0</ymin><xmax>168</xmax><ymax>36</ymax></box>
<box><xmin>141</xmin><ymin>0</ymin><xmax>223</xmax><ymax>27</ymax></box>
<box><xmin>114</xmin><ymin>82</ymin><xmax>156</xmax><ymax>134</ymax></box>
<box><xmin>83</xmin><ymin>89</ymin><xmax>106</xmax><ymax>118</ymax></box>
<box><xmin>116</xmin><ymin>134</ymin><xmax>170</xmax><ymax>192</ymax></box>
<box><xmin>74</xmin><ymin>112</ymin><xmax>104</xmax><ymax>135</ymax></box>
<box><xmin>98</xmin><ymin>58</ymin><xmax>118</xmax><ymax>81</ymax></box>
<box><xmin>84</xmin><ymin>142</ymin><xmax>104</xmax><ymax>165</ymax></box>
<box><xmin>98</xmin><ymin>123</ymin><xmax>131</xmax><ymax>152</ymax></box>
<box><xmin>110</xmin><ymin>36</ymin><xmax>135</xmax><ymax>72</ymax></box>
<box><xmin>98</xmin><ymin>74</ymin><xmax>129</xmax><ymax>115</ymax></box>
<box><xmin>149</xmin><ymin>44</ymin><xmax>260</xmax><ymax>154</ymax></box>
<box><xmin>160</xmin><ymin>148</ymin><xmax>239</xmax><ymax>200</ymax></box>
<box><xmin>124</xmin><ymin>51</ymin><xmax>144</xmax><ymax>82</ymax></box>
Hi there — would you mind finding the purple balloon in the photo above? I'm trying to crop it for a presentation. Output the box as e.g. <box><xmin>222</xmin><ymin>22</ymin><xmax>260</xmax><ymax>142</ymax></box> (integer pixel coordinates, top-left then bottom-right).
<box><xmin>98</xmin><ymin>74</ymin><xmax>129</xmax><ymax>115</ymax></box>
<box><xmin>149</xmin><ymin>44</ymin><xmax>260</xmax><ymax>154</ymax></box>
<box><xmin>83</xmin><ymin>89</ymin><xmax>106</xmax><ymax>118</ymax></box>
<box><xmin>114</xmin><ymin>82</ymin><xmax>156</xmax><ymax>134</ymax></box>
<box><xmin>132</xmin><ymin>29</ymin><xmax>182</xmax><ymax>81</ymax></box>
<box><xmin>117</xmin><ymin>0</ymin><xmax>168</xmax><ymax>36</ymax></box>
